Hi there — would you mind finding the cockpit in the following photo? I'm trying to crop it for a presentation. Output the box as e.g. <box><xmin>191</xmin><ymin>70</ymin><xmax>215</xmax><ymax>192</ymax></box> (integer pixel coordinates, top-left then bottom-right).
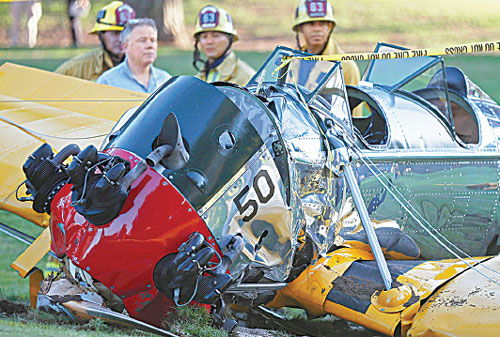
<box><xmin>358</xmin><ymin>43</ymin><xmax>482</xmax><ymax>146</ymax></box>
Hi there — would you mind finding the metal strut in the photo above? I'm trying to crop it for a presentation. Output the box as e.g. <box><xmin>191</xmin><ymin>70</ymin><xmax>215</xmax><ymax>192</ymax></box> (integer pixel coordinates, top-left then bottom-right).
<box><xmin>343</xmin><ymin>164</ymin><xmax>392</xmax><ymax>290</ymax></box>
<box><xmin>328</xmin><ymin>134</ymin><xmax>393</xmax><ymax>290</ymax></box>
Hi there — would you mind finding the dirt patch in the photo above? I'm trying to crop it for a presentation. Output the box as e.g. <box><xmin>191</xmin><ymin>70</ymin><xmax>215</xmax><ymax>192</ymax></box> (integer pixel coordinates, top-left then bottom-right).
<box><xmin>0</xmin><ymin>299</ymin><xmax>29</xmax><ymax>316</ymax></box>
<box><xmin>236</xmin><ymin>327</ymin><xmax>290</xmax><ymax>337</ymax></box>
<box><xmin>331</xmin><ymin>275</ymin><xmax>385</xmax><ymax>302</ymax></box>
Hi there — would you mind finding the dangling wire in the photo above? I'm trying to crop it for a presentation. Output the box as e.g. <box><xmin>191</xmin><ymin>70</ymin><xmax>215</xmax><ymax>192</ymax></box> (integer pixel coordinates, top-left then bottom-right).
<box><xmin>14</xmin><ymin>180</ymin><xmax>31</xmax><ymax>202</ymax></box>
<box><xmin>174</xmin><ymin>273</ymin><xmax>203</xmax><ymax>307</ymax></box>
<box><xmin>70</xmin><ymin>156</ymin><xmax>116</xmax><ymax>207</ymax></box>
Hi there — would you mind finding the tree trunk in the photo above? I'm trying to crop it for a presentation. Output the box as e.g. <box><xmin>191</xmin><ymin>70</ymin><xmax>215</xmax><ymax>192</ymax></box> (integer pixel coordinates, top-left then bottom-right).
<box><xmin>125</xmin><ymin>0</ymin><xmax>190</xmax><ymax>48</ymax></box>
<box><xmin>162</xmin><ymin>0</ymin><xmax>190</xmax><ymax>48</ymax></box>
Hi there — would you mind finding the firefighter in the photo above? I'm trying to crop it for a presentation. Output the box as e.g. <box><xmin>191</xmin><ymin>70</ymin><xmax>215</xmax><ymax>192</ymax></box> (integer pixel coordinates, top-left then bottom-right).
<box><xmin>55</xmin><ymin>1</ymin><xmax>135</xmax><ymax>81</ymax></box>
<box><xmin>193</xmin><ymin>5</ymin><xmax>255</xmax><ymax>87</ymax></box>
<box><xmin>293</xmin><ymin>0</ymin><xmax>360</xmax><ymax>87</ymax></box>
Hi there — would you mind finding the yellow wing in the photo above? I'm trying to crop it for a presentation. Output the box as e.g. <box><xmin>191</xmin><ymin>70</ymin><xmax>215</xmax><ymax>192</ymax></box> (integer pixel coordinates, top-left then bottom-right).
<box><xmin>0</xmin><ymin>62</ymin><xmax>148</xmax><ymax>227</ymax></box>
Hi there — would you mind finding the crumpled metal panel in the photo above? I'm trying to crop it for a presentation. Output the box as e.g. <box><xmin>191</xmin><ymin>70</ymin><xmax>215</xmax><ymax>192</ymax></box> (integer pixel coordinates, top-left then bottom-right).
<box><xmin>272</xmin><ymin>84</ymin><xmax>345</xmax><ymax>257</ymax></box>
<box><xmin>202</xmin><ymin>78</ymin><xmax>346</xmax><ymax>280</ymax></box>
<box><xmin>202</xmin><ymin>146</ymin><xmax>294</xmax><ymax>282</ymax></box>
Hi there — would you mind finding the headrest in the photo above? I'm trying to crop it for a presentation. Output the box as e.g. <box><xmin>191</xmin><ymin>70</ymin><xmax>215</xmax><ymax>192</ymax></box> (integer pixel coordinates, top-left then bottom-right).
<box><xmin>428</xmin><ymin>66</ymin><xmax>467</xmax><ymax>97</ymax></box>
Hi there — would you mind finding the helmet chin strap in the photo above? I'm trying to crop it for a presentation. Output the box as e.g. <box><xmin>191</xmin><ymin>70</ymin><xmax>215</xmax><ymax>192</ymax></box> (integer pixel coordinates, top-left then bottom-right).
<box><xmin>98</xmin><ymin>32</ymin><xmax>124</xmax><ymax>66</ymax></box>
<box><xmin>192</xmin><ymin>40</ymin><xmax>206</xmax><ymax>71</ymax></box>
<box><xmin>295</xmin><ymin>33</ymin><xmax>302</xmax><ymax>50</ymax></box>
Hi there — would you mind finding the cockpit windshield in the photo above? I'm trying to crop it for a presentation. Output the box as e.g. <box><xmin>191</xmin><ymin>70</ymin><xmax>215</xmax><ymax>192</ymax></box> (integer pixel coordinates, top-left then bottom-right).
<box><xmin>363</xmin><ymin>43</ymin><xmax>493</xmax><ymax>145</ymax></box>
<box><xmin>363</xmin><ymin>43</ymin><xmax>454</xmax><ymax>125</ymax></box>
<box><xmin>248</xmin><ymin>46</ymin><xmax>352</xmax><ymax>131</ymax></box>
<box><xmin>363</xmin><ymin>43</ymin><xmax>441</xmax><ymax>90</ymax></box>
<box><xmin>248</xmin><ymin>46</ymin><xmax>342</xmax><ymax>104</ymax></box>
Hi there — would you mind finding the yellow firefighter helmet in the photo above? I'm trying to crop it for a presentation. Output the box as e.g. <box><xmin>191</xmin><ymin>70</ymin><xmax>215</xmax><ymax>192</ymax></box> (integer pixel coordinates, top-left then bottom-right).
<box><xmin>194</xmin><ymin>5</ymin><xmax>238</xmax><ymax>41</ymax></box>
<box><xmin>89</xmin><ymin>1</ymin><xmax>136</xmax><ymax>34</ymax></box>
<box><xmin>292</xmin><ymin>0</ymin><xmax>336</xmax><ymax>32</ymax></box>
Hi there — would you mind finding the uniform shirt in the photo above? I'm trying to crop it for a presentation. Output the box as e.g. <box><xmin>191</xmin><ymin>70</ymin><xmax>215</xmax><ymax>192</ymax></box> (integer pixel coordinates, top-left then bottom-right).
<box><xmin>97</xmin><ymin>58</ymin><xmax>172</xmax><ymax>93</ymax></box>
<box><xmin>196</xmin><ymin>51</ymin><xmax>256</xmax><ymax>87</ymax></box>
<box><xmin>54</xmin><ymin>47</ymin><xmax>115</xmax><ymax>81</ymax></box>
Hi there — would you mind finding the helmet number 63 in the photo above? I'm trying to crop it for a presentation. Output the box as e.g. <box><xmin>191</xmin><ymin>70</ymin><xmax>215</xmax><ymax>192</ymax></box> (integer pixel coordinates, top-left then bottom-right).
<box><xmin>233</xmin><ymin>169</ymin><xmax>275</xmax><ymax>222</ymax></box>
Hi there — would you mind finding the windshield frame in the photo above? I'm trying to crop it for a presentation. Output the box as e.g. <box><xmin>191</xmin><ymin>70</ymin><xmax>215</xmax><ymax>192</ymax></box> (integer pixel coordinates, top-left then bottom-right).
<box><xmin>363</xmin><ymin>42</ymin><xmax>443</xmax><ymax>91</ymax></box>
<box><xmin>247</xmin><ymin>46</ymin><xmax>342</xmax><ymax>105</ymax></box>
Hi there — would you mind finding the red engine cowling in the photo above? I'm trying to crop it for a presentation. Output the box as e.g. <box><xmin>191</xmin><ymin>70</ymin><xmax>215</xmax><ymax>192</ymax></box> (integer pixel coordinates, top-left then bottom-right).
<box><xmin>49</xmin><ymin>148</ymin><xmax>219</xmax><ymax>326</ymax></box>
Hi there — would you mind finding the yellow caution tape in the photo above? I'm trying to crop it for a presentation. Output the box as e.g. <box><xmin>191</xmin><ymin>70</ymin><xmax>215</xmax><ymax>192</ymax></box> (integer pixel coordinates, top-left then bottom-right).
<box><xmin>275</xmin><ymin>40</ymin><xmax>500</xmax><ymax>74</ymax></box>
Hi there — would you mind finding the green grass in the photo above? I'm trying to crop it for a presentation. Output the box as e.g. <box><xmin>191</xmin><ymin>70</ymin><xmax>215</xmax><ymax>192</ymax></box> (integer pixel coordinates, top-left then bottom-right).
<box><xmin>0</xmin><ymin>312</ymin><xmax>156</xmax><ymax>337</ymax></box>
<box><xmin>163</xmin><ymin>306</ymin><xmax>229</xmax><ymax>337</ymax></box>
<box><xmin>0</xmin><ymin>211</ymin><xmax>44</xmax><ymax>303</ymax></box>
<box><xmin>0</xmin><ymin>46</ymin><xmax>271</xmax><ymax>77</ymax></box>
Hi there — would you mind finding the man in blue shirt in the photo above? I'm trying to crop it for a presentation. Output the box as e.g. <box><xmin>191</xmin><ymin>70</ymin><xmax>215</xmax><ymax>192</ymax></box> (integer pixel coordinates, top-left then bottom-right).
<box><xmin>97</xmin><ymin>18</ymin><xmax>171</xmax><ymax>93</ymax></box>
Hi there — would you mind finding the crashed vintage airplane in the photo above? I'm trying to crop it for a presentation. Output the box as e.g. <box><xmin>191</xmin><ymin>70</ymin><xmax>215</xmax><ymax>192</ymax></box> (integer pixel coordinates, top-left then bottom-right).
<box><xmin>1</xmin><ymin>44</ymin><xmax>500</xmax><ymax>337</ymax></box>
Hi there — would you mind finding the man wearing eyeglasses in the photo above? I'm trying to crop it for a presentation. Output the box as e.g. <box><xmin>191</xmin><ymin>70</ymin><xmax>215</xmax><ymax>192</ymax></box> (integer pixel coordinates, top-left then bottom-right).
<box><xmin>55</xmin><ymin>1</ymin><xmax>135</xmax><ymax>81</ymax></box>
